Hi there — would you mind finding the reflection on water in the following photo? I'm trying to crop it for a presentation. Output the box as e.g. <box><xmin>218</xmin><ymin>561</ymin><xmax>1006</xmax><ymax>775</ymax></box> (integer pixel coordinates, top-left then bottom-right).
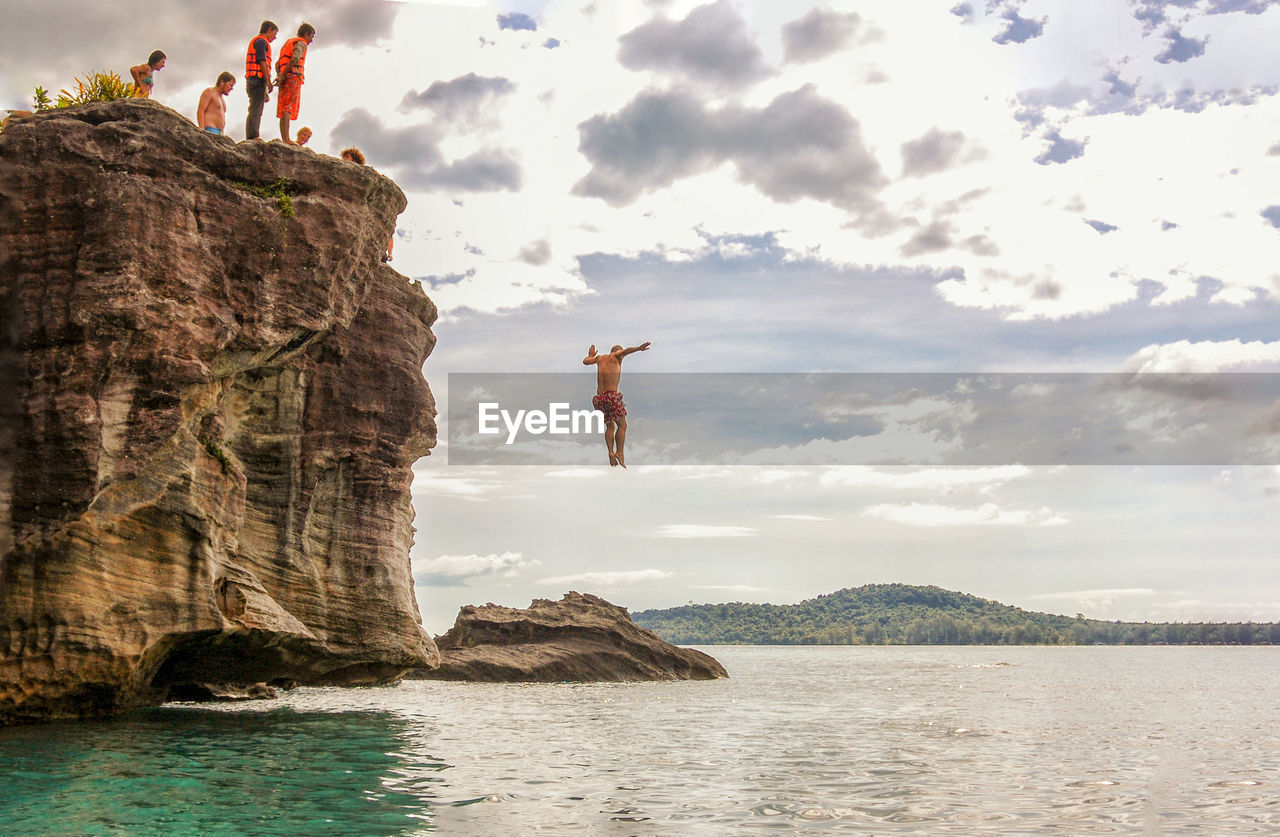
<box><xmin>2</xmin><ymin>646</ymin><xmax>1279</xmax><ymax>835</ymax></box>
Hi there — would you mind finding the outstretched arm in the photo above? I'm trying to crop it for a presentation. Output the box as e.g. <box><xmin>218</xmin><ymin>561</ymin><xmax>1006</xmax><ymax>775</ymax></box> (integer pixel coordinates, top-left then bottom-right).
<box><xmin>616</xmin><ymin>341</ymin><xmax>651</xmax><ymax>358</ymax></box>
<box><xmin>582</xmin><ymin>344</ymin><xmax>599</xmax><ymax>365</ymax></box>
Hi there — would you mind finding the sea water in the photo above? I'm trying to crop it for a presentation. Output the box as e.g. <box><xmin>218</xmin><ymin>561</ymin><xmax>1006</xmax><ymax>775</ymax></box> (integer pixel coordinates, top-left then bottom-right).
<box><xmin>2</xmin><ymin>646</ymin><xmax>1278</xmax><ymax>835</ymax></box>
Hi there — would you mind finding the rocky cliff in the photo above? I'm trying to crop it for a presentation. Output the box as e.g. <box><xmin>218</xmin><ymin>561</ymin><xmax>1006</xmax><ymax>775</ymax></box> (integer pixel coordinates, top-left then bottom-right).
<box><xmin>419</xmin><ymin>592</ymin><xmax>728</xmax><ymax>681</ymax></box>
<box><xmin>0</xmin><ymin>99</ymin><xmax>439</xmax><ymax>724</ymax></box>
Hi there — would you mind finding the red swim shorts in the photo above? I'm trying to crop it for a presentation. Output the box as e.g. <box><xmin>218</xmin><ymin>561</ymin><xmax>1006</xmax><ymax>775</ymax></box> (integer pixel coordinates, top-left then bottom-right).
<box><xmin>277</xmin><ymin>76</ymin><xmax>302</xmax><ymax>120</ymax></box>
<box><xmin>592</xmin><ymin>390</ymin><xmax>627</xmax><ymax>422</ymax></box>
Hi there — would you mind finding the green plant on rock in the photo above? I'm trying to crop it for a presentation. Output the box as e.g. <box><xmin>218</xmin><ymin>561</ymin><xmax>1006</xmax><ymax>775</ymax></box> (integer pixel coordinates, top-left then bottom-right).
<box><xmin>33</xmin><ymin>71</ymin><xmax>135</xmax><ymax>112</ymax></box>
<box><xmin>230</xmin><ymin>177</ymin><xmax>298</xmax><ymax>218</ymax></box>
<box><xmin>204</xmin><ymin>439</ymin><xmax>233</xmax><ymax>474</ymax></box>
<box><xmin>32</xmin><ymin>86</ymin><xmax>53</xmax><ymax>112</ymax></box>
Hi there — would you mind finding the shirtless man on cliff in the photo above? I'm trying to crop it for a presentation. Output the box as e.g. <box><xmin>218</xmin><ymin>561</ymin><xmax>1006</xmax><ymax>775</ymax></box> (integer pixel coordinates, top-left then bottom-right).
<box><xmin>197</xmin><ymin>72</ymin><xmax>236</xmax><ymax>135</ymax></box>
<box><xmin>583</xmin><ymin>341</ymin><xmax>650</xmax><ymax>467</ymax></box>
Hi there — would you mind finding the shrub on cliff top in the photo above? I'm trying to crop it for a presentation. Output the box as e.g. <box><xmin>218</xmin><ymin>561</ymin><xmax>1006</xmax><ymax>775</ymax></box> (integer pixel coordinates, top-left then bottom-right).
<box><xmin>33</xmin><ymin>71</ymin><xmax>134</xmax><ymax>112</ymax></box>
<box><xmin>230</xmin><ymin>178</ymin><xmax>298</xmax><ymax>218</ymax></box>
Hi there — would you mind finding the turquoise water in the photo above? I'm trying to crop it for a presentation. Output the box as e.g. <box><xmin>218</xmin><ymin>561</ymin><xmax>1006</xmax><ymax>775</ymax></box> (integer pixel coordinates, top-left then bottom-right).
<box><xmin>3</xmin><ymin>646</ymin><xmax>1279</xmax><ymax>834</ymax></box>
<box><xmin>2</xmin><ymin>708</ymin><xmax>441</xmax><ymax>835</ymax></box>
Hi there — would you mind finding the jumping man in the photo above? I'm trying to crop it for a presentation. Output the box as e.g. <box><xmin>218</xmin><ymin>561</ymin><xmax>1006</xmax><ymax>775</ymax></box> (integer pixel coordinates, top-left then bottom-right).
<box><xmin>583</xmin><ymin>341</ymin><xmax>651</xmax><ymax>467</ymax></box>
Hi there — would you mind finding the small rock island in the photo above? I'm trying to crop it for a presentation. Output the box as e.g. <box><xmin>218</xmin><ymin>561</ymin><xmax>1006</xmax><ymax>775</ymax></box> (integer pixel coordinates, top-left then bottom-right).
<box><xmin>419</xmin><ymin>592</ymin><xmax>728</xmax><ymax>682</ymax></box>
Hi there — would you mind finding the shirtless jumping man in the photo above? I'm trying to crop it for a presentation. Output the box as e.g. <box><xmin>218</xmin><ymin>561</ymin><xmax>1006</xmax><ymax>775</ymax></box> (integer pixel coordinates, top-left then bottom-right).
<box><xmin>583</xmin><ymin>341</ymin><xmax>650</xmax><ymax>467</ymax></box>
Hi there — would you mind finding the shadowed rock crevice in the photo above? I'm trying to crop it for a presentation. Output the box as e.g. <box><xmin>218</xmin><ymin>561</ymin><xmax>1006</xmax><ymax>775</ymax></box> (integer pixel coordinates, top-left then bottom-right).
<box><xmin>0</xmin><ymin>99</ymin><xmax>439</xmax><ymax>724</ymax></box>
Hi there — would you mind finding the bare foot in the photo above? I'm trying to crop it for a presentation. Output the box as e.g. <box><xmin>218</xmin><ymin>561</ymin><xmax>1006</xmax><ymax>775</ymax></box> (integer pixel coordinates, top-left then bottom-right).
<box><xmin>609</xmin><ymin>453</ymin><xmax>618</xmax><ymax>467</ymax></box>
<box><xmin>617</xmin><ymin>451</ymin><xmax>626</xmax><ymax>468</ymax></box>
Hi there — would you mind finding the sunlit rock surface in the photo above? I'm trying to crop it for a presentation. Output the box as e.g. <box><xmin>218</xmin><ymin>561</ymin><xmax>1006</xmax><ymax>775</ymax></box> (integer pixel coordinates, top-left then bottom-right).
<box><xmin>0</xmin><ymin>99</ymin><xmax>439</xmax><ymax>724</ymax></box>
<box><xmin>419</xmin><ymin>592</ymin><xmax>728</xmax><ymax>682</ymax></box>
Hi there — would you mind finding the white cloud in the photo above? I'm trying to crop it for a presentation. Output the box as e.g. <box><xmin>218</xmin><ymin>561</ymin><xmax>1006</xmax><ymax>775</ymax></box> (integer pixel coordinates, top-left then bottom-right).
<box><xmin>820</xmin><ymin>465</ymin><xmax>1033</xmax><ymax>492</ymax></box>
<box><xmin>219</xmin><ymin>0</ymin><xmax>1280</xmax><ymax>323</ymax></box>
<box><xmin>1030</xmin><ymin>588</ymin><xmax>1157</xmax><ymax>599</ymax></box>
<box><xmin>393</xmin><ymin>0</ymin><xmax>486</xmax><ymax>6</ymax></box>
<box><xmin>861</xmin><ymin>501</ymin><xmax>1067</xmax><ymax>526</ymax></box>
<box><xmin>653</xmin><ymin>524</ymin><xmax>758</xmax><ymax>538</ymax></box>
<box><xmin>539</xmin><ymin>569</ymin><xmax>674</xmax><ymax>587</ymax></box>
<box><xmin>1149</xmin><ymin>599</ymin><xmax>1280</xmax><ymax>622</ymax></box>
<box><xmin>749</xmin><ymin>468</ymin><xmax>812</xmax><ymax>484</ymax></box>
<box><xmin>1122</xmin><ymin>339</ymin><xmax>1280</xmax><ymax>372</ymax></box>
<box><xmin>691</xmin><ymin>584</ymin><xmax>771</xmax><ymax>592</ymax></box>
<box><xmin>9</xmin><ymin>0</ymin><xmax>1280</xmax><ymax>323</ymax></box>
<box><xmin>738</xmin><ymin>422</ymin><xmax>968</xmax><ymax>466</ymax></box>
<box><xmin>415</xmin><ymin>551</ymin><xmax>541</xmax><ymax>580</ymax></box>
<box><xmin>730</xmin><ymin>388</ymin><xmax>984</xmax><ymax>466</ymax></box>
<box><xmin>767</xmin><ymin>514</ymin><xmax>830</xmax><ymax>521</ymax></box>
<box><xmin>1028</xmin><ymin>588</ymin><xmax>1157</xmax><ymax>614</ymax></box>
<box><xmin>545</xmin><ymin>468</ymin><xmax>607</xmax><ymax>478</ymax></box>
<box><xmin>820</xmin><ymin>395</ymin><xmax>971</xmax><ymax>424</ymax></box>
<box><xmin>411</xmin><ymin>471</ymin><xmax>500</xmax><ymax>501</ymax></box>
<box><xmin>1009</xmin><ymin>382</ymin><xmax>1057</xmax><ymax>398</ymax></box>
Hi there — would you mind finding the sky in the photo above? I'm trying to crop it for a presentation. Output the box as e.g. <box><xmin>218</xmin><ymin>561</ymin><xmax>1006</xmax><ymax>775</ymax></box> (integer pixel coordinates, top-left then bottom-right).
<box><xmin>6</xmin><ymin>0</ymin><xmax>1280</xmax><ymax>634</ymax></box>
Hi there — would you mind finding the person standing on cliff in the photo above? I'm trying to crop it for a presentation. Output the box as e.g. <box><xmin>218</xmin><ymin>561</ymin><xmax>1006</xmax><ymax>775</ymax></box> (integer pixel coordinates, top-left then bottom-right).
<box><xmin>583</xmin><ymin>341</ymin><xmax>650</xmax><ymax>467</ymax></box>
<box><xmin>197</xmin><ymin>72</ymin><xmax>236</xmax><ymax>136</ymax></box>
<box><xmin>274</xmin><ymin>23</ymin><xmax>315</xmax><ymax>144</ymax></box>
<box><xmin>244</xmin><ymin>20</ymin><xmax>277</xmax><ymax>140</ymax></box>
<box><xmin>129</xmin><ymin>51</ymin><xmax>166</xmax><ymax>98</ymax></box>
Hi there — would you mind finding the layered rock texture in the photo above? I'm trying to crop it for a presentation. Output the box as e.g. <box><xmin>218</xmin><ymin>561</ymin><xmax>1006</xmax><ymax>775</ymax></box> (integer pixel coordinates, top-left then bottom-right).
<box><xmin>420</xmin><ymin>592</ymin><xmax>728</xmax><ymax>682</ymax></box>
<box><xmin>0</xmin><ymin>99</ymin><xmax>439</xmax><ymax>724</ymax></box>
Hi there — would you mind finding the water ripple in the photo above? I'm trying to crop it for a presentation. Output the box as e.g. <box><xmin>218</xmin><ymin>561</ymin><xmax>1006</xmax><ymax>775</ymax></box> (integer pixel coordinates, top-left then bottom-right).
<box><xmin>2</xmin><ymin>646</ymin><xmax>1279</xmax><ymax>834</ymax></box>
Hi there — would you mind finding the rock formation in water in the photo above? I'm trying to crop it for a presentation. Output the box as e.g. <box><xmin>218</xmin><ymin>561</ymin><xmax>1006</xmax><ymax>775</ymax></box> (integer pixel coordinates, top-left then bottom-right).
<box><xmin>418</xmin><ymin>592</ymin><xmax>728</xmax><ymax>682</ymax></box>
<box><xmin>0</xmin><ymin>99</ymin><xmax>439</xmax><ymax>724</ymax></box>
<box><xmin>165</xmin><ymin>681</ymin><xmax>279</xmax><ymax>702</ymax></box>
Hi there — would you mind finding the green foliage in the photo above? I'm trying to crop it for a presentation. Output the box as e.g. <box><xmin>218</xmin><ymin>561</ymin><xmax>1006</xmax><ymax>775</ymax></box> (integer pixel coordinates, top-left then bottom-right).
<box><xmin>231</xmin><ymin>178</ymin><xmax>298</xmax><ymax>217</ymax></box>
<box><xmin>34</xmin><ymin>71</ymin><xmax>134</xmax><ymax>111</ymax></box>
<box><xmin>203</xmin><ymin>439</ymin><xmax>233</xmax><ymax>474</ymax></box>
<box><xmin>632</xmin><ymin>583</ymin><xmax>1280</xmax><ymax>646</ymax></box>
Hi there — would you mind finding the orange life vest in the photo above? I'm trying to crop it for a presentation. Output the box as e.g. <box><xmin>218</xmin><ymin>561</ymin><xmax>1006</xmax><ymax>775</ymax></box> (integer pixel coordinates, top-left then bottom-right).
<box><xmin>276</xmin><ymin>37</ymin><xmax>308</xmax><ymax>82</ymax></box>
<box><xmin>245</xmin><ymin>36</ymin><xmax>272</xmax><ymax>80</ymax></box>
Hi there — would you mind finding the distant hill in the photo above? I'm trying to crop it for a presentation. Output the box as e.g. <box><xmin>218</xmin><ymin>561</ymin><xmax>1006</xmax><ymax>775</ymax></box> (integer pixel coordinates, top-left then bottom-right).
<box><xmin>631</xmin><ymin>584</ymin><xmax>1280</xmax><ymax>646</ymax></box>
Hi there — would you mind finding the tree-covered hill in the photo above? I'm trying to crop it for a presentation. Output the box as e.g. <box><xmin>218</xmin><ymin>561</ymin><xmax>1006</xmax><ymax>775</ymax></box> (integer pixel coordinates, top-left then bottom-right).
<box><xmin>631</xmin><ymin>584</ymin><xmax>1280</xmax><ymax>646</ymax></box>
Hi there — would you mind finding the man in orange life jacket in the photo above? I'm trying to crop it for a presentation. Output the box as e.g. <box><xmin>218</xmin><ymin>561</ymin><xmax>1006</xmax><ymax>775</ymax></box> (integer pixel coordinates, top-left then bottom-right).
<box><xmin>244</xmin><ymin>20</ymin><xmax>277</xmax><ymax>140</ymax></box>
<box><xmin>274</xmin><ymin>23</ymin><xmax>315</xmax><ymax>145</ymax></box>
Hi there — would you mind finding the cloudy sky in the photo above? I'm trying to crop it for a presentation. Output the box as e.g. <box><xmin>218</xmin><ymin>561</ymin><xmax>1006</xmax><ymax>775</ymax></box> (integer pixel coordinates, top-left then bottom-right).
<box><xmin>7</xmin><ymin>0</ymin><xmax>1280</xmax><ymax>633</ymax></box>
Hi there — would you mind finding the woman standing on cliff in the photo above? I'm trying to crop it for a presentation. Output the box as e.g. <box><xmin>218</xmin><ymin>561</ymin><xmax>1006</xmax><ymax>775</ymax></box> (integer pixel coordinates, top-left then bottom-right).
<box><xmin>130</xmin><ymin>51</ymin><xmax>166</xmax><ymax>98</ymax></box>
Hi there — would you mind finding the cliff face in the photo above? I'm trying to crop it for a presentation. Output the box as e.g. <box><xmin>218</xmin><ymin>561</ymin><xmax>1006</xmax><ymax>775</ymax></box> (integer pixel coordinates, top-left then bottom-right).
<box><xmin>420</xmin><ymin>592</ymin><xmax>728</xmax><ymax>682</ymax></box>
<box><xmin>0</xmin><ymin>99</ymin><xmax>439</xmax><ymax>724</ymax></box>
